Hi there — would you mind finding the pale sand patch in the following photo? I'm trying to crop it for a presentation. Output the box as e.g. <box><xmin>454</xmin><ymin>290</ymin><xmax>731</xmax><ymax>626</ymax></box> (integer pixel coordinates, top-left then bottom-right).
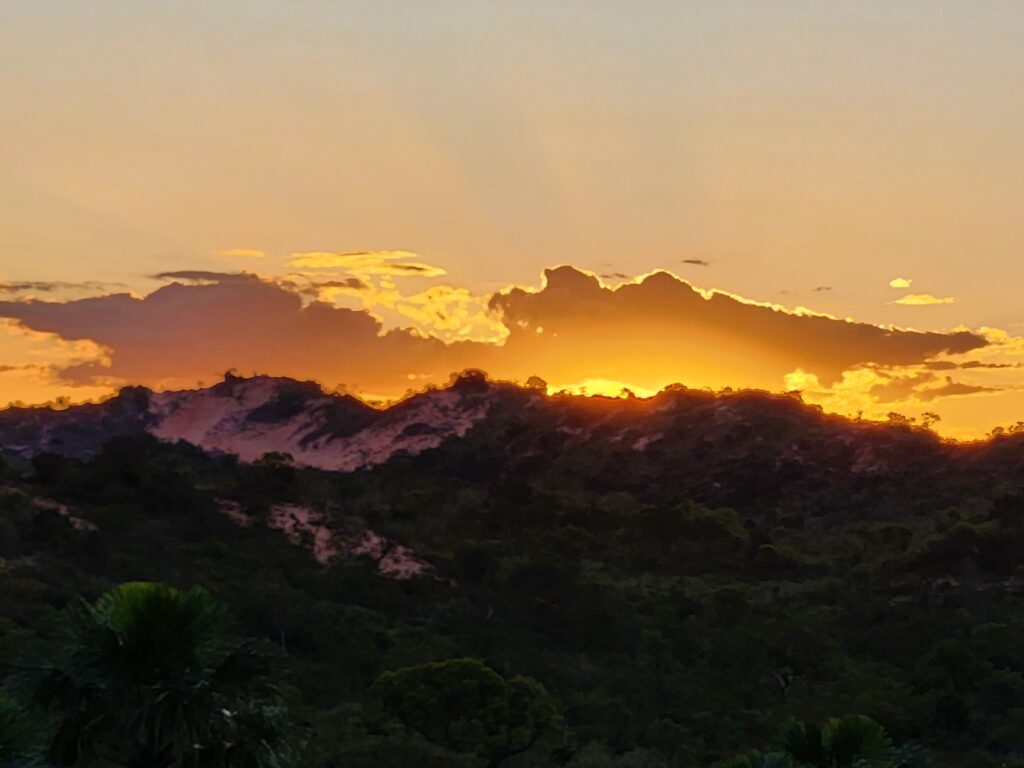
<box><xmin>218</xmin><ymin>499</ymin><xmax>430</xmax><ymax>579</ymax></box>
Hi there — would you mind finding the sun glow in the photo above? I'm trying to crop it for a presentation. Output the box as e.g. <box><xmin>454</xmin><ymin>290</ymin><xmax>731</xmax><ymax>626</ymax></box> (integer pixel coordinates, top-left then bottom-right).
<box><xmin>551</xmin><ymin>378</ymin><xmax>657</xmax><ymax>399</ymax></box>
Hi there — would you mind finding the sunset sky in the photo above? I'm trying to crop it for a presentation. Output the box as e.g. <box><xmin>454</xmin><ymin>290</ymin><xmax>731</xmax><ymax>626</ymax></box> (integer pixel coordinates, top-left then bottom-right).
<box><xmin>3</xmin><ymin>2</ymin><xmax>1024</xmax><ymax>438</ymax></box>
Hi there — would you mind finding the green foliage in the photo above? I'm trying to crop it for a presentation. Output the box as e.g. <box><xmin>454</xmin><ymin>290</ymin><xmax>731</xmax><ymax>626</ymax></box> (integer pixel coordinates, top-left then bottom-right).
<box><xmin>364</xmin><ymin>658</ymin><xmax>563</xmax><ymax>767</ymax></box>
<box><xmin>711</xmin><ymin>752</ymin><xmax>795</xmax><ymax>768</ymax></box>
<box><xmin>0</xmin><ymin>693</ymin><xmax>44</xmax><ymax>767</ymax></box>
<box><xmin>22</xmin><ymin>582</ymin><xmax>297</xmax><ymax>768</ymax></box>
<box><xmin>5</xmin><ymin>393</ymin><xmax>1024</xmax><ymax>766</ymax></box>
<box><xmin>780</xmin><ymin>715</ymin><xmax>893</xmax><ymax>767</ymax></box>
<box><xmin>715</xmin><ymin>717</ymin><xmax>911</xmax><ymax>768</ymax></box>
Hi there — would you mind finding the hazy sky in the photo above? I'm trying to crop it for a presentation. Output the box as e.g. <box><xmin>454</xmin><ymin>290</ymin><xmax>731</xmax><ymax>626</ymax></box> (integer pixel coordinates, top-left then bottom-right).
<box><xmin>3</xmin><ymin>2</ymin><xmax>1024</xmax><ymax>437</ymax></box>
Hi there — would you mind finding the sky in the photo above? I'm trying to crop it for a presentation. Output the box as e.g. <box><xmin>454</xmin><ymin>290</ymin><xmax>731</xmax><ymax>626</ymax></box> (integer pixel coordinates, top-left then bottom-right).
<box><xmin>2</xmin><ymin>1</ymin><xmax>1024</xmax><ymax>438</ymax></box>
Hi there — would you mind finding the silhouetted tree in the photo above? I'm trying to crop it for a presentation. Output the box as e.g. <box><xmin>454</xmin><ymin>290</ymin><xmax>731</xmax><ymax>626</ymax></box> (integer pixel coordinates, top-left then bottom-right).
<box><xmin>23</xmin><ymin>582</ymin><xmax>296</xmax><ymax>768</ymax></box>
<box><xmin>364</xmin><ymin>658</ymin><xmax>562</xmax><ymax>768</ymax></box>
<box><xmin>0</xmin><ymin>693</ymin><xmax>44</xmax><ymax>767</ymax></box>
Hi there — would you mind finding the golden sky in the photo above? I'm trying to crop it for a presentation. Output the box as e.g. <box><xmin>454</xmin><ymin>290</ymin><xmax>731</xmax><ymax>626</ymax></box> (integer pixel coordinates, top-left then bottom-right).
<box><xmin>2</xmin><ymin>2</ymin><xmax>1024</xmax><ymax>438</ymax></box>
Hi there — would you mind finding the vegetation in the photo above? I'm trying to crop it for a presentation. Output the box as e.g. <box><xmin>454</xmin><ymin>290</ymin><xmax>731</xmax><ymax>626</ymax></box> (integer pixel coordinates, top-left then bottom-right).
<box><xmin>18</xmin><ymin>582</ymin><xmax>295</xmax><ymax>768</ymax></box>
<box><xmin>4</xmin><ymin>387</ymin><xmax>1024</xmax><ymax>766</ymax></box>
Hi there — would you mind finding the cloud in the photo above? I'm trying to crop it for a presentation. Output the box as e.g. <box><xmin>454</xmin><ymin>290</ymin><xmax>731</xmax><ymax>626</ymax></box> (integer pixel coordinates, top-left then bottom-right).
<box><xmin>0</xmin><ymin>279</ymin><xmax>484</xmax><ymax>395</ymax></box>
<box><xmin>0</xmin><ymin>281</ymin><xmax>118</xmax><ymax>295</ymax></box>
<box><xmin>0</xmin><ymin>281</ymin><xmax>65</xmax><ymax>293</ymax></box>
<box><xmin>218</xmin><ymin>248</ymin><xmax>265</xmax><ymax>259</ymax></box>
<box><xmin>960</xmin><ymin>360</ymin><xmax>1018</xmax><ymax>370</ymax></box>
<box><xmin>917</xmin><ymin>376</ymin><xmax>999</xmax><ymax>402</ymax></box>
<box><xmin>0</xmin><ymin>265</ymin><xmax>990</xmax><ymax>415</ymax></box>
<box><xmin>305</xmin><ymin>277</ymin><xmax>370</xmax><ymax>293</ymax></box>
<box><xmin>681</xmin><ymin>259</ymin><xmax>710</xmax><ymax>266</ymax></box>
<box><xmin>489</xmin><ymin>267</ymin><xmax>984</xmax><ymax>391</ymax></box>
<box><xmin>867</xmin><ymin>371</ymin><xmax>998</xmax><ymax>404</ymax></box>
<box><xmin>925</xmin><ymin>359</ymin><xmax>1018</xmax><ymax>371</ymax></box>
<box><xmin>889</xmin><ymin>277</ymin><xmax>912</xmax><ymax>288</ymax></box>
<box><xmin>289</xmin><ymin>251</ymin><xmax>446</xmax><ymax>277</ymax></box>
<box><xmin>894</xmin><ymin>293</ymin><xmax>955</xmax><ymax>306</ymax></box>
<box><xmin>0</xmin><ymin>319</ymin><xmax>112</xmax><ymax>407</ymax></box>
<box><xmin>812</xmin><ymin>286</ymin><xmax>833</xmax><ymax>292</ymax></box>
<box><xmin>154</xmin><ymin>271</ymin><xmax>258</xmax><ymax>284</ymax></box>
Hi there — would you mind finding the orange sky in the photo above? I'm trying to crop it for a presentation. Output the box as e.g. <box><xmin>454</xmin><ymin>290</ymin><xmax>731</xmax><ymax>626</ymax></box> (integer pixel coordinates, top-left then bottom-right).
<box><xmin>2</xmin><ymin>3</ymin><xmax>1024</xmax><ymax>438</ymax></box>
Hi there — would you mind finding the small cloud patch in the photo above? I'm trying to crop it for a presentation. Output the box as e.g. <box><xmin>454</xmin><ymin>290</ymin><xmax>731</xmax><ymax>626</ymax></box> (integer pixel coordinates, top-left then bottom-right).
<box><xmin>894</xmin><ymin>294</ymin><xmax>955</xmax><ymax>306</ymax></box>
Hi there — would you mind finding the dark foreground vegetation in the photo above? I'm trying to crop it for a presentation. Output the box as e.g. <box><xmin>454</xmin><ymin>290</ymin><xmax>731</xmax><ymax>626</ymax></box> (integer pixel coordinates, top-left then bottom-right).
<box><xmin>3</xmin><ymin>386</ymin><xmax>1024</xmax><ymax>766</ymax></box>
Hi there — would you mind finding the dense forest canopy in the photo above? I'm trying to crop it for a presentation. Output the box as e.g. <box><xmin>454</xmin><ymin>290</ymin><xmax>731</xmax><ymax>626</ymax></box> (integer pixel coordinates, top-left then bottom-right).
<box><xmin>2</xmin><ymin>377</ymin><xmax>1024</xmax><ymax>767</ymax></box>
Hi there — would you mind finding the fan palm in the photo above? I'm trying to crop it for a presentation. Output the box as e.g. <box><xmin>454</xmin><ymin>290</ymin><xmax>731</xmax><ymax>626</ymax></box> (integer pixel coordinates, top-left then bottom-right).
<box><xmin>24</xmin><ymin>582</ymin><xmax>296</xmax><ymax>768</ymax></box>
<box><xmin>777</xmin><ymin>715</ymin><xmax>895</xmax><ymax>768</ymax></box>
<box><xmin>0</xmin><ymin>693</ymin><xmax>44</xmax><ymax>767</ymax></box>
<box><xmin>711</xmin><ymin>750</ymin><xmax>796</xmax><ymax>768</ymax></box>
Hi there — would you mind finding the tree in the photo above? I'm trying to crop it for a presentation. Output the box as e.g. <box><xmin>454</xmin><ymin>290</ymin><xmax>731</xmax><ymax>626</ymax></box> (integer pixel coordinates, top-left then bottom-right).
<box><xmin>711</xmin><ymin>752</ymin><xmax>794</xmax><ymax>768</ymax></box>
<box><xmin>0</xmin><ymin>693</ymin><xmax>44</xmax><ymax>767</ymax></box>
<box><xmin>713</xmin><ymin>716</ymin><xmax>921</xmax><ymax>768</ymax></box>
<box><xmin>525</xmin><ymin>376</ymin><xmax>548</xmax><ymax>391</ymax></box>
<box><xmin>23</xmin><ymin>582</ymin><xmax>296</xmax><ymax>768</ymax></box>
<box><xmin>364</xmin><ymin>658</ymin><xmax>562</xmax><ymax>768</ymax></box>
<box><xmin>776</xmin><ymin>716</ymin><xmax>895</xmax><ymax>768</ymax></box>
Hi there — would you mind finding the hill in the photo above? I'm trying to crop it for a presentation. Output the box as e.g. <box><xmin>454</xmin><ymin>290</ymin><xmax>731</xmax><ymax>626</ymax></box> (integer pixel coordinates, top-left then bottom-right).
<box><xmin>2</xmin><ymin>373</ymin><xmax>1024</xmax><ymax>766</ymax></box>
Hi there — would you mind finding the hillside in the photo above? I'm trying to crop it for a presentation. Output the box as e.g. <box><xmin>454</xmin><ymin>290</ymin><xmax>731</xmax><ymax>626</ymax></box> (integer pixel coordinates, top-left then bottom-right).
<box><xmin>3</xmin><ymin>373</ymin><xmax>1024</xmax><ymax>767</ymax></box>
<box><xmin>3</xmin><ymin>371</ymin><xmax>1023</xmax><ymax>516</ymax></box>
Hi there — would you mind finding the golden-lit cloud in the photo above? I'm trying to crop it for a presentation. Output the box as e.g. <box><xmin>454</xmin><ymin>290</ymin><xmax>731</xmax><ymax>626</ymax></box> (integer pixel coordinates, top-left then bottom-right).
<box><xmin>392</xmin><ymin>285</ymin><xmax>508</xmax><ymax>343</ymax></box>
<box><xmin>889</xmin><ymin>277</ymin><xmax>912</xmax><ymax>288</ymax></box>
<box><xmin>289</xmin><ymin>251</ymin><xmax>447</xmax><ymax>277</ymax></box>
<box><xmin>1</xmin><ymin>265</ymin><xmax>1015</xmax><ymax>438</ymax></box>
<box><xmin>218</xmin><ymin>248</ymin><xmax>265</xmax><ymax>259</ymax></box>
<box><xmin>0</xmin><ymin>275</ymin><xmax>484</xmax><ymax>395</ymax></box>
<box><xmin>0</xmin><ymin>319</ymin><xmax>111</xmax><ymax>407</ymax></box>
<box><xmin>281</xmin><ymin>251</ymin><xmax>488</xmax><ymax>342</ymax></box>
<box><xmin>156</xmin><ymin>270</ymin><xmax>257</xmax><ymax>285</ymax></box>
<box><xmin>0</xmin><ymin>265</ymin><xmax>983</xmax><ymax>399</ymax></box>
<box><xmin>894</xmin><ymin>293</ymin><xmax>955</xmax><ymax>306</ymax></box>
<box><xmin>488</xmin><ymin>266</ymin><xmax>982</xmax><ymax>391</ymax></box>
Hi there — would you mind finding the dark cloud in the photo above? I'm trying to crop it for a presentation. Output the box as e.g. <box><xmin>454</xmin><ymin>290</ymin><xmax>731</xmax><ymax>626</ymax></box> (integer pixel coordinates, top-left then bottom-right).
<box><xmin>0</xmin><ymin>281</ymin><xmax>117</xmax><ymax>294</ymax></box>
<box><xmin>488</xmin><ymin>267</ymin><xmax>986</xmax><ymax>390</ymax></box>
<box><xmin>924</xmin><ymin>360</ymin><xmax>1019</xmax><ymax>371</ymax></box>
<box><xmin>283</xmin><ymin>277</ymin><xmax>371</xmax><ymax>297</ymax></box>
<box><xmin>0</xmin><ymin>265</ymin><xmax>989</xmax><ymax>399</ymax></box>
<box><xmin>153</xmin><ymin>271</ymin><xmax>259</xmax><ymax>284</ymax></box>
<box><xmin>599</xmin><ymin>272</ymin><xmax>630</xmax><ymax>280</ymax></box>
<box><xmin>680</xmin><ymin>259</ymin><xmax>710</xmax><ymax>266</ymax></box>
<box><xmin>918</xmin><ymin>377</ymin><xmax>999</xmax><ymax>402</ymax></box>
<box><xmin>870</xmin><ymin>372</ymin><xmax>999</xmax><ymax>404</ymax></box>
<box><xmin>960</xmin><ymin>360</ymin><xmax>1018</xmax><ymax>370</ymax></box>
<box><xmin>315</xmin><ymin>278</ymin><xmax>370</xmax><ymax>291</ymax></box>
<box><xmin>0</xmin><ymin>279</ymin><xmax>484</xmax><ymax>393</ymax></box>
<box><xmin>813</xmin><ymin>286</ymin><xmax>833</xmax><ymax>292</ymax></box>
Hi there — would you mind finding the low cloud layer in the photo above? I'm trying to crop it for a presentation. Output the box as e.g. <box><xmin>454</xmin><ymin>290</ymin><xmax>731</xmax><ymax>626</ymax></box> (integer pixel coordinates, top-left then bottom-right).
<box><xmin>0</xmin><ymin>266</ymin><xmax>990</xmax><ymax>415</ymax></box>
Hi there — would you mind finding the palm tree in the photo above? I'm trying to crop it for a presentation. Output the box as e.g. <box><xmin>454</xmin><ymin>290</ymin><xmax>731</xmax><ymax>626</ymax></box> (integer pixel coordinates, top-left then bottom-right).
<box><xmin>777</xmin><ymin>715</ymin><xmax>894</xmax><ymax>768</ymax></box>
<box><xmin>0</xmin><ymin>693</ymin><xmax>43</xmax><ymax>767</ymax></box>
<box><xmin>712</xmin><ymin>716</ymin><xmax>925</xmax><ymax>768</ymax></box>
<box><xmin>712</xmin><ymin>750</ymin><xmax>795</xmax><ymax>768</ymax></box>
<box><xmin>23</xmin><ymin>582</ymin><xmax>296</xmax><ymax>768</ymax></box>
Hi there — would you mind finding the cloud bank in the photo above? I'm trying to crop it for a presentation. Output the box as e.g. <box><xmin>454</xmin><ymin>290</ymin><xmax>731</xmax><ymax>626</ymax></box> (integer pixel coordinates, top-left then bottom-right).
<box><xmin>0</xmin><ymin>266</ymin><xmax>989</xmax><ymax>414</ymax></box>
